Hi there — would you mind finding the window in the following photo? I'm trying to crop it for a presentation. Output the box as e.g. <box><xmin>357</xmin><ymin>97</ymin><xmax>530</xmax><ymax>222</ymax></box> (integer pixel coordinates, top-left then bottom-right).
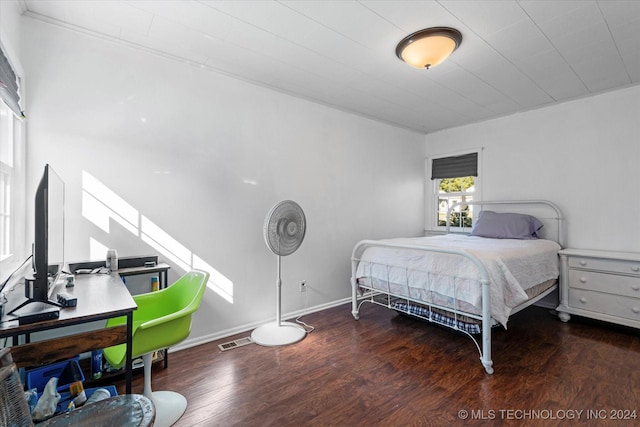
<box><xmin>0</xmin><ymin>102</ymin><xmax>15</xmax><ymax>261</ymax></box>
<box><xmin>0</xmin><ymin>41</ymin><xmax>24</xmax><ymax>268</ymax></box>
<box><xmin>437</xmin><ymin>176</ymin><xmax>475</xmax><ymax>228</ymax></box>
<box><xmin>426</xmin><ymin>149</ymin><xmax>482</xmax><ymax>231</ymax></box>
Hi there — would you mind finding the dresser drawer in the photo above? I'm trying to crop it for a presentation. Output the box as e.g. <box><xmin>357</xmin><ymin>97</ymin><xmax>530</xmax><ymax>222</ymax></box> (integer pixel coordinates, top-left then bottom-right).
<box><xmin>569</xmin><ymin>256</ymin><xmax>640</xmax><ymax>275</ymax></box>
<box><xmin>568</xmin><ymin>270</ymin><xmax>640</xmax><ymax>298</ymax></box>
<box><xmin>569</xmin><ymin>289</ymin><xmax>640</xmax><ymax>322</ymax></box>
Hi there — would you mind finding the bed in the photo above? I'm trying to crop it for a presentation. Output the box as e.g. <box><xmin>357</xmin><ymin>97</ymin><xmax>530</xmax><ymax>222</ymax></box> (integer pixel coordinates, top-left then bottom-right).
<box><xmin>350</xmin><ymin>200</ymin><xmax>564</xmax><ymax>374</ymax></box>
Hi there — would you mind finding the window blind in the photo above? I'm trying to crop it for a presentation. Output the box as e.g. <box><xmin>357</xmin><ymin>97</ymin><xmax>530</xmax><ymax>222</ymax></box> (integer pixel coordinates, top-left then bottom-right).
<box><xmin>0</xmin><ymin>47</ymin><xmax>24</xmax><ymax>118</ymax></box>
<box><xmin>431</xmin><ymin>152</ymin><xmax>478</xmax><ymax>180</ymax></box>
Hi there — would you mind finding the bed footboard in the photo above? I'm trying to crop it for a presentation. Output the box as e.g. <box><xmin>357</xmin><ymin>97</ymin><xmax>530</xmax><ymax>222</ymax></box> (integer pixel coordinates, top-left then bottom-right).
<box><xmin>351</xmin><ymin>240</ymin><xmax>494</xmax><ymax>375</ymax></box>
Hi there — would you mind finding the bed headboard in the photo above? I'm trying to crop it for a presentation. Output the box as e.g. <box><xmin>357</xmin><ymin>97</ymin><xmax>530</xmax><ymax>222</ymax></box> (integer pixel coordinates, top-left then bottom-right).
<box><xmin>447</xmin><ymin>200</ymin><xmax>565</xmax><ymax>247</ymax></box>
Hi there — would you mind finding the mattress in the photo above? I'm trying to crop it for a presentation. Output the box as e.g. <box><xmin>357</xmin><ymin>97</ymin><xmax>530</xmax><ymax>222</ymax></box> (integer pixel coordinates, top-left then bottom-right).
<box><xmin>354</xmin><ymin>234</ymin><xmax>561</xmax><ymax>327</ymax></box>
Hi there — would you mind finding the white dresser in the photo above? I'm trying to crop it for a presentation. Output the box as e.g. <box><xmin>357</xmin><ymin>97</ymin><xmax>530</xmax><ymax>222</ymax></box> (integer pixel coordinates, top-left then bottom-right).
<box><xmin>557</xmin><ymin>248</ymin><xmax>640</xmax><ymax>328</ymax></box>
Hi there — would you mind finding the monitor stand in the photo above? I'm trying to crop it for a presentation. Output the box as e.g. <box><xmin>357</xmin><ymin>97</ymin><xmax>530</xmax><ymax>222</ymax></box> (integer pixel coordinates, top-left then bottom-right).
<box><xmin>6</xmin><ymin>277</ymin><xmax>62</xmax><ymax>316</ymax></box>
<box><xmin>6</xmin><ymin>297</ymin><xmax>62</xmax><ymax>316</ymax></box>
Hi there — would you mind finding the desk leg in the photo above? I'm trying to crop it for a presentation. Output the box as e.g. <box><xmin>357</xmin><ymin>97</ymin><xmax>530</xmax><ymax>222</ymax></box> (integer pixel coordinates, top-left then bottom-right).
<box><xmin>161</xmin><ymin>270</ymin><xmax>167</xmax><ymax>289</ymax></box>
<box><xmin>161</xmin><ymin>270</ymin><xmax>169</xmax><ymax>369</ymax></box>
<box><xmin>125</xmin><ymin>311</ymin><xmax>133</xmax><ymax>394</ymax></box>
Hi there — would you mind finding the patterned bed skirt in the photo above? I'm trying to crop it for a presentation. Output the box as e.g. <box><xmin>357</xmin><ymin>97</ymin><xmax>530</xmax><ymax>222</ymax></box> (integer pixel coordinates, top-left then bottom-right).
<box><xmin>391</xmin><ymin>300</ymin><xmax>482</xmax><ymax>335</ymax></box>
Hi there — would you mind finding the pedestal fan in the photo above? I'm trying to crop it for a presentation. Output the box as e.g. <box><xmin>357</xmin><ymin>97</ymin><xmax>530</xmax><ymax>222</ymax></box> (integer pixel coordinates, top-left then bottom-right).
<box><xmin>251</xmin><ymin>200</ymin><xmax>307</xmax><ymax>346</ymax></box>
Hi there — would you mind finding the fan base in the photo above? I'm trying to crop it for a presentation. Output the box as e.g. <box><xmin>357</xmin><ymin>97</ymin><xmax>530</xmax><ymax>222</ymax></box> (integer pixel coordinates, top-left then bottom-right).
<box><xmin>251</xmin><ymin>321</ymin><xmax>306</xmax><ymax>347</ymax></box>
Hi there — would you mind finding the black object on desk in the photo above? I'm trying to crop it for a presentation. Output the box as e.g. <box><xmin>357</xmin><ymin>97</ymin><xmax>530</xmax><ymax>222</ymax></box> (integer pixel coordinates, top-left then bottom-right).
<box><xmin>56</xmin><ymin>292</ymin><xmax>77</xmax><ymax>307</ymax></box>
<box><xmin>16</xmin><ymin>304</ymin><xmax>60</xmax><ymax>325</ymax></box>
<box><xmin>69</xmin><ymin>255</ymin><xmax>160</xmax><ymax>273</ymax></box>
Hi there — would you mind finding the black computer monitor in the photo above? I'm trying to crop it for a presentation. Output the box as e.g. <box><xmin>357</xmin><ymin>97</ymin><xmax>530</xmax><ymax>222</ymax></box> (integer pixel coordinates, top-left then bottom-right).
<box><xmin>8</xmin><ymin>164</ymin><xmax>64</xmax><ymax>315</ymax></box>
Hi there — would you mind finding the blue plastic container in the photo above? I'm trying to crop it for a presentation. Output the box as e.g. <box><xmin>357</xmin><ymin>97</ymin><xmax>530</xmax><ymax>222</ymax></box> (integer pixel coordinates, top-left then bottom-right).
<box><xmin>25</xmin><ymin>357</ymin><xmax>85</xmax><ymax>393</ymax></box>
<box><xmin>38</xmin><ymin>385</ymin><xmax>118</xmax><ymax>414</ymax></box>
<box><xmin>58</xmin><ymin>386</ymin><xmax>117</xmax><ymax>413</ymax></box>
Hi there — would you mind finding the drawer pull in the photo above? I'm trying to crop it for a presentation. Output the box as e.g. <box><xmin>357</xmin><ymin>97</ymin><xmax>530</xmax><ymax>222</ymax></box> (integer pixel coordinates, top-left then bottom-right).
<box><xmin>579</xmin><ymin>297</ymin><xmax>587</xmax><ymax>304</ymax></box>
<box><xmin>632</xmin><ymin>266</ymin><xmax>640</xmax><ymax>272</ymax></box>
<box><xmin>579</xmin><ymin>277</ymin><xmax>587</xmax><ymax>284</ymax></box>
<box><xmin>633</xmin><ymin>307</ymin><xmax>640</xmax><ymax>314</ymax></box>
<box><xmin>579</xmin><ymin>260</ymin><xmax>587</xmax><ymax>266</ymax></box>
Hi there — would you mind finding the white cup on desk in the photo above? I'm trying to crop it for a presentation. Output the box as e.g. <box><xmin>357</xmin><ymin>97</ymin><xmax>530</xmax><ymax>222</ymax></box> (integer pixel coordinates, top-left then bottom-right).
<box><xmin>105</xmin><ymin>249</ymin><xmax>118</xmax><ymax>272</ymax></box>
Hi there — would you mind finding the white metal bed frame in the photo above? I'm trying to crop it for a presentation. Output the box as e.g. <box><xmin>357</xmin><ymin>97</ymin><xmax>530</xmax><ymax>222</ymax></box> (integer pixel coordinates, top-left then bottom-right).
<box><xmin>350</xmin><ymin>200</ymin><xmax>564</xmax><ymax>374</ymax></box>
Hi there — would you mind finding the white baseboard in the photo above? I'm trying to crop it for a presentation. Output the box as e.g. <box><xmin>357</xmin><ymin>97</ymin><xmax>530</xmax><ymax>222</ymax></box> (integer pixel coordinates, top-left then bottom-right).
<box><xmin>169</xmin><ymin>297</ymin><xmax>351</xmax><ymax>354</ymax></box>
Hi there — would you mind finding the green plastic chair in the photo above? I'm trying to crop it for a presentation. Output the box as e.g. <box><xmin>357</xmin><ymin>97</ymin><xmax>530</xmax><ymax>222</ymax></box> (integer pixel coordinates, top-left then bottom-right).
<box><xmin>103</xmin><ymin>269</ymin><xmax>209</xmax><ymax>427</ymax></box>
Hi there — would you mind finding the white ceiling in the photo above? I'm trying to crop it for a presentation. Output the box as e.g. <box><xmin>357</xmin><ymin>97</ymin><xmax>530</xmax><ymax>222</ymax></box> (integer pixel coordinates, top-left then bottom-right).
<box><xmin>20</xmin><ymin>0</ymin><xmax>640</xmax><ymax>134</ymax></box>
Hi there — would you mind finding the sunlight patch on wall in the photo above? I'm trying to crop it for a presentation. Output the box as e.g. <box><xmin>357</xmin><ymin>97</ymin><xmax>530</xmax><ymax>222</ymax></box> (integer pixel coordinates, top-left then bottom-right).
<box><xmin>82</xmin><ymin>189</ymin><xmax>138</xmax><ymax>235</ymax></box>
<box><xmin>140</xmin><ymin>217</ymin><xmax>190</xmax><ymax>272</ymax></box>
<box><xmin>193</xmin><ymin>254</ymin><xmax>233</xmax><ymax>303</ymax></box>
<box><xmin>82</xmin><ymin>171</ymin><xmax>234</xmax><ymax>303</ymax></box>
<box><xmin>82</xmin><ymin>172</ymin><xmax>138</xmax><ymax>233</ymax></box>
<box><xmin>89</xmin><ymin>237</ymin><xmax>108</xmax><ymax>262</ymax></box>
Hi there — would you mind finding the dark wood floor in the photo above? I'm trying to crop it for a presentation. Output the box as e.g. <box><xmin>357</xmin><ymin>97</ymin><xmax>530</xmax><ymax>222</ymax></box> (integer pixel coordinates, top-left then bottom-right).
<box><xmin>112</xmin><ymin>302</ymin><xmax>640</xmax><ymax>426</ymax></box>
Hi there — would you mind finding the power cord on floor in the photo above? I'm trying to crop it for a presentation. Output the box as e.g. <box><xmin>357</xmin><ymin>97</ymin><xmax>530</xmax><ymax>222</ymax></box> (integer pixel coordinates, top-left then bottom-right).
<box><xmin>295</xmin><ymin>284</ymin><xmax>315</xmax><ymax>333</ymax></box>
<box><xmin>295</xmin><ymin>316</ymin><xmax>315</xmax><ymax>333</ymax></box>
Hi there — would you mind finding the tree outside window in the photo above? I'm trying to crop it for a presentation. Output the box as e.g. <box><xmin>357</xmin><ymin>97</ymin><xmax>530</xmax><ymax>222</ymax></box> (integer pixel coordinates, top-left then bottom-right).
<box><xmin>437</xmin><ymin>176</ymin><xmax>475</xmax><ymax>228</ymax></box>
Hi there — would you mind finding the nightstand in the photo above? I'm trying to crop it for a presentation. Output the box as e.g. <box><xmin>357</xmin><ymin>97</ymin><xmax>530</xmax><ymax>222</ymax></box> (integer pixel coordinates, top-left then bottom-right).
<box><xmin>557</xmin><ymin>248</ymin><xmax>640</xmax><ymax>328</ymax></box>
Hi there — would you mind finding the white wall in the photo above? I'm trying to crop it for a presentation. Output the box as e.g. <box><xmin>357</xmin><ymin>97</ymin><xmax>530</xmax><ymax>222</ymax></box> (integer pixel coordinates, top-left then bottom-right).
<box><xmin>0</xmin><ymin>1</ymin><xmax>21</xmax><ymax>53</ymax></box>
<box><xmin>426</xmin><ymin>85</ymin><xmax>640</xmax><ymax>253</ymax></box>
<box><xmin>21</xmin><ymin>18</ymin><xmax>425</xmax><ymax>345</ymax></box>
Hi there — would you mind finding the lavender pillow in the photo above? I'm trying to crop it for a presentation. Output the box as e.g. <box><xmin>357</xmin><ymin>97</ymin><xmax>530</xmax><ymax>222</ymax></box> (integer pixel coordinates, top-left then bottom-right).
<box><xmin>470</xmin><ymin>210</ymin><xmax>544</xmax><ymax>240</ymax></box>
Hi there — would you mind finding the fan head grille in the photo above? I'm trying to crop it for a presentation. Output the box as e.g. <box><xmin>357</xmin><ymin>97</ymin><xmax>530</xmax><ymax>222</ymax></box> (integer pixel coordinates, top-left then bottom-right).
<box><xmin>264</xmin><ymin>200</ymin><xmax>306</xmax><ymax>256</ymax></box>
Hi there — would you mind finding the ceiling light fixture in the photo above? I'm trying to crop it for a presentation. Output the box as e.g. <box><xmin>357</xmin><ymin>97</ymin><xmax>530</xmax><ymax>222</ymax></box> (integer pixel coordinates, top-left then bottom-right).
<box><xmin>396</xmin><ymin>27</ymin><xmax>462</xmax><ymax>70</ymax></box>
